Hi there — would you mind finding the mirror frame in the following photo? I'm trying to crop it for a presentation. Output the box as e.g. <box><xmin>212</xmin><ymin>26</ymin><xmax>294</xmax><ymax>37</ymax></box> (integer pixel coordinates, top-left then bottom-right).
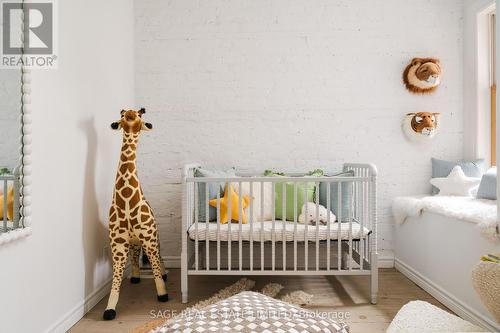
<box><xmin>0</xmin><ymin>0</ymin><xmax>32</xmax><ymax>245</ymax></box>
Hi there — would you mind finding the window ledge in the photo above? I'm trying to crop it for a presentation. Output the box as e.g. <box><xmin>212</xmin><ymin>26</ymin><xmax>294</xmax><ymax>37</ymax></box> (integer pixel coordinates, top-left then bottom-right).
<box><xmin>0</xmin><ymin>227</ymin><xmax>32</xmax><ymax>246</ymax></box>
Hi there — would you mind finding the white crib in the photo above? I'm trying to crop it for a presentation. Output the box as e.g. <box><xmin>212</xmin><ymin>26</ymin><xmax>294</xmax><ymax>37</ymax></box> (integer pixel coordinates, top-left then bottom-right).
<box><xmin>181</xmin><ymin>163</ymin><xmax>378</xmax><ymax>304</ymax></box>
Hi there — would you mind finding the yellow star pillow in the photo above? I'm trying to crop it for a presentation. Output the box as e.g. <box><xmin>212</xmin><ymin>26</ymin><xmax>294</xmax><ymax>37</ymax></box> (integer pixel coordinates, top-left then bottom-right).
<box><xmin>209</xmin><ymin>184</ymin><xmax>250</xmax><ymax>224</ymax></box>
<box><xmin>0</xmin><ymin>186</ymin><xmax>14</xmax><ymax>221</ymax></box>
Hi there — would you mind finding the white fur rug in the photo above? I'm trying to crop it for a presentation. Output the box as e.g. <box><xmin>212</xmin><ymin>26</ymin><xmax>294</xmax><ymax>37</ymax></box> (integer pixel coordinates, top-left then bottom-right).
<box><xmin>386</xmin><ymin>300</ymin><xmax>486</xmax><ymax>333</ymax></box>
<box><xmin>392</xmin><ymin>196</ymin><xmax>499</xmax><ymax>242</ymax></box>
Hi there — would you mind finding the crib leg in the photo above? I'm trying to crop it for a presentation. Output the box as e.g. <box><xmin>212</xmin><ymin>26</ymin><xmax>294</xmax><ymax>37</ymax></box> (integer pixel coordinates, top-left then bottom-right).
<box><xmin>181</xmin><ymin>261</ymin><xmax>188</xmax><ymax>303</ymax></box>
<box><xmin>181</xmin><ymin>266</ymin><xmax>188</xmax><ymax>303</ymax></box>
<box><xmin>181</xmin><ymin>238</ymin><xmax>188</xmax><ymax>304</ymax></box>
<box><xmin>182</xmin><ymin>286</ymin><xmax>188</xmax><ymax>304</ymax></box>
<box><xmin>370</xmin><ymin>251</ymin><xmax>378</xmax><ymax>304</ymax></box>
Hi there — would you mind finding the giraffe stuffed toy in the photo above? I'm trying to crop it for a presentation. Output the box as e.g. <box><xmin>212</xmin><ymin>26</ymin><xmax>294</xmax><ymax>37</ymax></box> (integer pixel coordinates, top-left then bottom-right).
<box><xmin>103</xmin><ymin>108</ymin><xmax>168</xmax><ymax>321</ymax></box>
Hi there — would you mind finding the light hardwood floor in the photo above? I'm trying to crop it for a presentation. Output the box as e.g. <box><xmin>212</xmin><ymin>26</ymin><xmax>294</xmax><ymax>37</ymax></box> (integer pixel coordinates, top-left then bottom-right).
<box><xmin>69</xmin><ymin>268</ymin><xmax>448</xmax><ymax>333</ymax></box>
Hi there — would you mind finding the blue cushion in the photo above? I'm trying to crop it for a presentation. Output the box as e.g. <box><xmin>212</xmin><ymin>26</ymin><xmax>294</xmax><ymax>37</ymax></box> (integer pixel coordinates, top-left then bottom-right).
<box><xmin>318</xmin><ymin>170</ymin><xmax>354</xmax><ymax>222</ymax></box>
<box><xmin>195</xmin><ymin>168</ymin><xmax>236</xmax><ymax>222</ymax></box>
<box><xmin>477</xmin><ymin>168</ymin><xmax>497</xmax><ymax>200</ymax></box>
<box><xmin>431</xmin><ymin>158</ymin><xmax>484</xmax><ymax>195</ymax></box>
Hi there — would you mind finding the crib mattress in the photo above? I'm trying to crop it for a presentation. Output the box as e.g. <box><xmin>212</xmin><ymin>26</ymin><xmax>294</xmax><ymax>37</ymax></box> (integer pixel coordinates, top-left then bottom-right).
<box><xmin>188</xmin><ymin>220</ymin><xmax>371</xmax><ymax>242</ymax></box>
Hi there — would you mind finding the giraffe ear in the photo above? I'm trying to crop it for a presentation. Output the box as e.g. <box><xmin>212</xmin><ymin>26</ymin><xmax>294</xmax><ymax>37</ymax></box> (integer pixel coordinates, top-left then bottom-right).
<box><xmin>111</xmin><ymin>122</ymin><xmax>121</xmax><ymax>130</ymax></box>
<box><xmin>142</xmin><ymin>122</ymin><xmax>153</xmax><ymax>131</ymax></box>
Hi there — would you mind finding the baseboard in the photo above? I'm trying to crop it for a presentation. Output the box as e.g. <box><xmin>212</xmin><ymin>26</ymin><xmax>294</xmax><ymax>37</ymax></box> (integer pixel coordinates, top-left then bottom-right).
<box><xmin>395</xmin><ymin>258</ymin><xmax>499</xmax><ymax>332</ymax></box>
<box><xmin>42</xmin><ymin>265</ymin><xmax>131</xmax><ymax>333</ymax></box>
<box><xmin>378</xmin><ymin>251</ymin><xmax>394</xmax><ymax>268</ymax></box>
<box><xmin>163</xmin><ymin>255</ymin><xmax>181</xmax><ymax>268</ymax></box>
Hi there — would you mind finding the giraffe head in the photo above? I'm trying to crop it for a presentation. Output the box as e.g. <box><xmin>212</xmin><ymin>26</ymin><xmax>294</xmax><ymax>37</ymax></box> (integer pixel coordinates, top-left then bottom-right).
<box><xmin>111</xmin><ymin>108</ymin><xmax>152</xmax><ymax>134</ymax></box>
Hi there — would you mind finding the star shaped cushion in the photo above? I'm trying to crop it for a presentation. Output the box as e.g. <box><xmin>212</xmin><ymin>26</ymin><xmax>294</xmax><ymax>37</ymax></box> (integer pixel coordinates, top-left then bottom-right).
<box><xmin>430</xmin><ymin>165</ymin><xmax>481</xmax><ymax>196</ymax></box>
<box><xmin>209</xmin><ymin>184</ymin><xmax>251</xmax><ymax>224</ymax></box>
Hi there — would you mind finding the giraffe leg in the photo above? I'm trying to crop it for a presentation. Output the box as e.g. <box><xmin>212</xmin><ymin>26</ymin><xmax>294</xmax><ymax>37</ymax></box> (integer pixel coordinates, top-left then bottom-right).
<box><xmin>130</xmin><ymin>238</ymin><xmax>141</xmax><ymax>284</ymax></box>
<box><xmin>157</xmin><ymin>241</ymin><xmax>167</xmax><ymax>281</ymax></box>
<box><xmin>139</xmin><ymin>228</ymin><xmax>168</xmax><ymax>301</ymax></box>
<box><xmin>103</xmin><ymin>237</ymin><xmax>130</xmax><ymax>320</ymax></box>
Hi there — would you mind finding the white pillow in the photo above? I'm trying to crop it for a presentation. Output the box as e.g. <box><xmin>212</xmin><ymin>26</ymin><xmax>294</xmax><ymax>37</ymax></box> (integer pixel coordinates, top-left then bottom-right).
<box><xmin>430</xmin><ymin>165</ymin><xmax>481</xmax><ymax>197</ymax></box>
<box><xmin>234</xmin><ymin>180</ymin><xmax>273</xmax><ymax>222</ymax></box>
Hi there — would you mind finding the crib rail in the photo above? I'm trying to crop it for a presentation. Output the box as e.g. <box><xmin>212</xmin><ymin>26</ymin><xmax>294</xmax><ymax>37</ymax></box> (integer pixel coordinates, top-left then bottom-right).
<box><xmin>0</xmin><ymin>169</ymin><xmax>21</xmax><ymax>233</ymax></box>
<box><xmin>181</xmin><ymin>163</ymin><xmax>378</xmax><ymax>304</ymax></box>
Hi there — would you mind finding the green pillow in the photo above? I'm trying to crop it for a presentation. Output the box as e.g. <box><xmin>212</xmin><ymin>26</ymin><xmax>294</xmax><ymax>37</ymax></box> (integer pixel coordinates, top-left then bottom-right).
<box><xmin>264</xmin><ymin>169</ymin><xmax>323</xmax><ymax>221</ymax></box>
<box><xmin>195</xmin><ymin>168</ymin><xmax>236</xmax><ymax>222</ymax></box>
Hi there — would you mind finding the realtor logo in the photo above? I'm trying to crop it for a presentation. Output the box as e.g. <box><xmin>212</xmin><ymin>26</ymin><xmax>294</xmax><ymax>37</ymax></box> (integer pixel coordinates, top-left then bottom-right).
<box><xmin>1</xmin><ymin>1</ymin><xmax>57</xmax><ymax>68</ymax></box>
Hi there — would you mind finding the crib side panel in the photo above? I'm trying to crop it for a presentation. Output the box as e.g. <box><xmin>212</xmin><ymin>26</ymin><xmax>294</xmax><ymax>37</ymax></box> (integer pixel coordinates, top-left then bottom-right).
<box><xmin>184</xmin><ymin>164</ymin><xmax>376</xmax><ymax>274</ymax></box>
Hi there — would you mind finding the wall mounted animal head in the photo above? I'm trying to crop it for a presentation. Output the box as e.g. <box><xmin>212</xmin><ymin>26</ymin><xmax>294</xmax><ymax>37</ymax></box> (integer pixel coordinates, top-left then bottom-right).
<box><xmin>110</xmin><ymin>108</ymin><xmax>152</xmax><ymax>134</ymax></box>
<box><xmin>403</xmin><ymin>58</ymin><xmax>442</xmax><ymax>94</ymax></box>
<box><xmin>403</xmin><ymin>112</ymin><xmax>440</xmax><ymax>141</ymax></box>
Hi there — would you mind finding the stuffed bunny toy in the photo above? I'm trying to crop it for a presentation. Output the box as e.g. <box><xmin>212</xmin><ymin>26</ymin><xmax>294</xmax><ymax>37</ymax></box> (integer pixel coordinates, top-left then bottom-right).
<box><xmin>298</xmin><ymin>202</ymin><xmax>337</xmax><ymax>225</ymax></box>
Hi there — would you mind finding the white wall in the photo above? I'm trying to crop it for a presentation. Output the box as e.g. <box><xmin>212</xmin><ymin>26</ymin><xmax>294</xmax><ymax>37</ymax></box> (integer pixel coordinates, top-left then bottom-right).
<box><xmin>135</xmin><ymin>0</ymin><xmax>464</xmax><ymax>262</ymax></box>
<box><xmin>0</xmin><ymin>0</ymin><xmax>134</xmax><ymax>332</ymax></box>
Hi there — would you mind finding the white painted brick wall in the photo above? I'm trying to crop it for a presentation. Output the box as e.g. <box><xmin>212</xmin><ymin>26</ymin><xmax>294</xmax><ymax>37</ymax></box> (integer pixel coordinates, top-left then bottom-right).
<box><xmin>134</xmin><ymin>0</ymin><xmax>464</xmax><ymax>261</ymax></box>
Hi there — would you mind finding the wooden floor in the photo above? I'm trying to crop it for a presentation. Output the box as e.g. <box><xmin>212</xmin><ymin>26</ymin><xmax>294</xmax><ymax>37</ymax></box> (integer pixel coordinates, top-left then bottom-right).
<box><xmin>70</xmin><ymin>268</ymin><xmax>449</xmax><ymax>333</ymax></box>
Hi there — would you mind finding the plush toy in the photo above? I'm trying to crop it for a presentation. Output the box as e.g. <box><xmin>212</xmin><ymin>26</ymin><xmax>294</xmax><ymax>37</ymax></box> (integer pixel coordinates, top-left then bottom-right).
<box><xmin>403</xmin><ymin>112</ymin><xmax>440</xmax><ymax>141</ymax></box>
<box><xmin>103</xmin><ymin>108</ymin><xmax>168</xmax><ymax>321</ymax></box>
<box><xmin>298</xmin><ymin>202</ymin><xmax>336</xmax><ymax>225</ymax></box>
<box><xmin>0</xmin><ymin>186</ymin><xmax>14</xmax><ymax>221</ymax></box>
<box><xmin>403</xmin><ymin>57</ymin><xmax>442</xmax><ymax>94</ymax></box>
<box><xmin>209</xmin><ymin>184</ymin><xmax>251</xmax><ymax>224</ymax></box>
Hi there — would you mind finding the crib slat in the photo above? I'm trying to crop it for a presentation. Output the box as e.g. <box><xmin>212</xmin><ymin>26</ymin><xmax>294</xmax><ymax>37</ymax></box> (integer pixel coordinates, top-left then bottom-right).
<box><xmin>250</xmin><ymin>182</ymin><xmax>254</xmax><ymax>271</ymax></box>
<box><xmin>217</xmin><ymin>190</ymin><xmax>221</xmax><ymax>271</ymax></box>
<box><xmin>294</xmin><ymin>182</ymin><xmax>298</xmax><ymax>271</ymax></box>
<box><xmin>260</xmin><ymin>181</ymin><xmax>264</xmax><ymax>271</ymax></box>
<box><xmin>206</xmin><ymin>184</ymin><xmax>209</xmax><ymax>271</ymax></box>
<box><xmin>326</xmin><ymin>182</ymin><xmax>331</xmax><ymax>270</ymax></box>
<box><xmin>315</xmin><ymin>182</ymin><xmax>320</xmax><ymax>271</ymax></box>
<box><xmin>272</xmin><ymin>182</ymin><xmax>276</xmax><ymax>271</ymax></box>
<box><xmin>228</xmin><ymin>181</ymin><xmax>232</xmax><ymax>271</ymax></box>
<box><xmin>3</xmin><ymin>180</ymin><xmax>7</xmax><ymax>232</ymax></box>
<box><xmin>360</xmin><ymin>172</ymin><xmax>365</xmax><ymax>270</ymax></box>
<box><xmin>349</xmin><ymin>180</ymin><xmax>353</xmax><ymax>271</ymax></box>
<box><xmin>304</xmin><ymin>184</ymin><xmax>308</xmax><ymax>271</ymax></box>
<box><xmin>13</xmin><ymin>174</ymin><xmax>19</xmax><ymax>229</ymax></box>
<box><xmin>337</xmin><ymin>184</ymin><xmax>342</xmax><ymax>270</ymax></box>
<box><xmin>282</xmin><ymin>182</ymin><xmax>286</xmax><ymax>271</ymax></box>
<box><xmin>238</xmin><ymin>181</ymin><xmax>243</xmax><ymax>271</ymax></box>
<box><xmin>195</xmin><ymin>183</ymin><xmax>199</xmax><ymax>271</ymax></box>
<box><xmin>371</xmin><ymin>169</ymin><xmax>378</xmax><ymax>270</ymax></box>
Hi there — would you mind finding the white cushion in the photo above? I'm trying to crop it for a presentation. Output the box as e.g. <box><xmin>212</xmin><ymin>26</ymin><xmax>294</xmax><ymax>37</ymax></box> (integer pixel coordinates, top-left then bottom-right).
<box><xmin>430</xmin><ymin>166</ymin><xmax>480</xmax><ymax>196</ymax></box>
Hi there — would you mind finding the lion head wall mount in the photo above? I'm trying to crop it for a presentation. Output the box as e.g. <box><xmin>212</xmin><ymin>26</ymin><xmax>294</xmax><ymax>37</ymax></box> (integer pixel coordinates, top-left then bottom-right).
<box><xmin>403</xmin><ymin>112</ymin><xmax>440</xmax><ymax>142</ymax></box>
<box><xmin>403</xmin><ymin>58</ymin><xmax>442</xmax><ymax>94</ymax></box>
